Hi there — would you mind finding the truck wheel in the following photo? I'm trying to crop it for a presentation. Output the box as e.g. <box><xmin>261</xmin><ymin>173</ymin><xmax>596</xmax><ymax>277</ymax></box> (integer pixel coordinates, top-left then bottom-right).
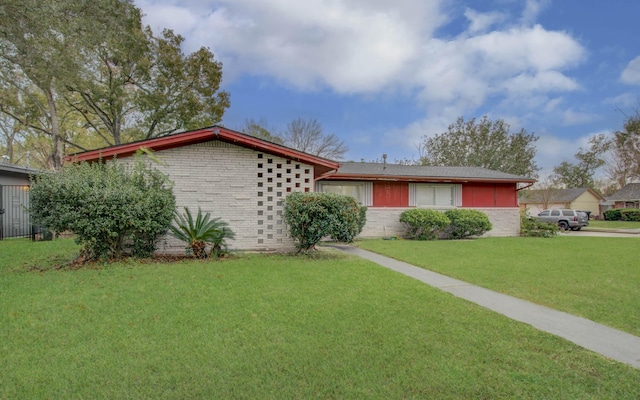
<box><xmin>558</xmin><ymin>221</ymin><xmax>569</xmax><ymax>230</ymax></box>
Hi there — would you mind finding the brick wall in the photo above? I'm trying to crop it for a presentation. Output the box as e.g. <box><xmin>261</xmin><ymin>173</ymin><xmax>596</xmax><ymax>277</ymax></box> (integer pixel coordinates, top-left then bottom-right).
<box><xmin>360</xmin><ymin>207</ymin><xmax>521</xmax><ymax>238</ymax></box>
<box><xmin>115</xmin><ymin>140</ymin><xmax>315</xmax><ymax>252</ymax></box>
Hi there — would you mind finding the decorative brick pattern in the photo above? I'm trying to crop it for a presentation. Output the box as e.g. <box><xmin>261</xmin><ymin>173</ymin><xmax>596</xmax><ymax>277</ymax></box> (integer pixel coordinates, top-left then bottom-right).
<box><xmin>255</xmin><ymin>153</ymin><xmax>313</xmax><ymax>248</ymax></box>
<box><xmin>114</xmin><ymin>140</ymin><xmax>314</xmax><ymax>252</ymax></box>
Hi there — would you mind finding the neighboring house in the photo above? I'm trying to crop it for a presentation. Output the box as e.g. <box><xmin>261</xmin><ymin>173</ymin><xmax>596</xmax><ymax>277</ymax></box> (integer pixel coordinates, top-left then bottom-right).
<box><xmin>319</xmin><ymin>162</ymin><xmax>535</xmax><ymax>238</ymax></box>
<box><xmin>604</xmin><ymin>183</ymin><xmax>640</xmax><ymax>211</ymax></box>
<box><xmin>0</xmin><ymin>162</ymin><xmax>40</xmax><ymax>239</ymax></box>
<box><xmin>519</xmin><ymin>188</ymin><xmax>605</xmax><ymax>218</ymax></box>
<box><xmin>68</xmin><ymin>126</ymin><xmax>536</xmax><ymax>252</ymax></box>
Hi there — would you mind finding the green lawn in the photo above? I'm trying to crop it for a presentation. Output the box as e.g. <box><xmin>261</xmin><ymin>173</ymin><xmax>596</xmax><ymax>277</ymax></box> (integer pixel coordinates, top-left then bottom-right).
<box><xmin>357</xmin><ymin>237</ymin><xmax>640</xmax><ymax>337</ymax></box>
<box><xmin>2</xmin><ymin>239</ymin><xmax>640</xmax><ymax>398</ymax></box>
<box><xmin>587</xmin><ymin>220</ymin><xmax>640</xmax><ymax>229</ymax></box>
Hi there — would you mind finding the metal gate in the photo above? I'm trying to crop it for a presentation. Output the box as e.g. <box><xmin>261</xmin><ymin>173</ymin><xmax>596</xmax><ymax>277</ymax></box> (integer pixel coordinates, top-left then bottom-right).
<box><xmin>0</xmin><ymin>184</ymin><xmax>36</xmax><ymax>240</ymax></box>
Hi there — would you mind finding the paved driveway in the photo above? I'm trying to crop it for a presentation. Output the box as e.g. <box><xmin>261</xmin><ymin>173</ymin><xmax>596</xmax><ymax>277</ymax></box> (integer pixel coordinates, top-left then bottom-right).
<box><xmin>562</xmin><ymin>229</ymin><xmax>640</xmax><ymax>238</ymax></box>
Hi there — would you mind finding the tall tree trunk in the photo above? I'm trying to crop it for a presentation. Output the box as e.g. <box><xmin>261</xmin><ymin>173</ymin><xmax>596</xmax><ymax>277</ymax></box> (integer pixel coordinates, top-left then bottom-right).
<box><xmin>44</xmin><ymin>86</ymin><xmax>64</xmax><ymax>170</ymax></box>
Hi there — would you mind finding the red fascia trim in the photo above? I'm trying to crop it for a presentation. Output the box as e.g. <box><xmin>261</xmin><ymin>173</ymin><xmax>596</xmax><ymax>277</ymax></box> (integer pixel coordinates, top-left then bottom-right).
<box><xmin>65</xmin><ymin>127</ymin><xmax>216</xmax><ymax>162</ymax></box>
<box><xmin>319</xmin><ymin>173</ymin><xmax>536</xmax><ymax>184</ymax></box>
<box><xmin>65</xmin><ymin>127</ymin><xmax>340</xmax><ymax>173</ymax></box>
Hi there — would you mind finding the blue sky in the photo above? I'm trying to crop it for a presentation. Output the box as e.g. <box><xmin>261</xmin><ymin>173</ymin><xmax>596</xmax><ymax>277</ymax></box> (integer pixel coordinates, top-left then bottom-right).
<box><xmin>136</xmin><ymin>0</ymin><xmax>640</xmax><ymax>176</ymax></box>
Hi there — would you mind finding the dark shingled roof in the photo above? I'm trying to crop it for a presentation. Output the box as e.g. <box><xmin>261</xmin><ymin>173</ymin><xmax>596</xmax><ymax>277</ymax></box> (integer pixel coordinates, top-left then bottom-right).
<box><xmin>323</xmin><ymin>162</ymin><xmax>535</xmax><ymax>182</ymax></box>
<box><xmin>0</xmin><ymin>163</ymin><xmax>41</xmax><ymax>177</ymax></box>
<box><xmin>607</xmin><ymin>183</ymin><xmax>640</xmax><ymax>201</ymax></box>
<box><xmin>519</xmin><ymin>188</ymin><xmax>604</xmax><ymax>203</ymax></box>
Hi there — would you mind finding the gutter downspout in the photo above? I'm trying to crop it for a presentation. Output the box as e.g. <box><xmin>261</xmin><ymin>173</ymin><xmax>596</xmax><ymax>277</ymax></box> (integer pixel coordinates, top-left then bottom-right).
<box><xmin>516</xmin><ymin>182</ymin><xmax>535</xmax><ymax>191</ymax></box>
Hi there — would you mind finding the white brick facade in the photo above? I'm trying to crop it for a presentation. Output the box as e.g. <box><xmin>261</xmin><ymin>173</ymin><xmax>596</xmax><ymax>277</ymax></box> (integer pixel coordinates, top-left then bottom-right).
<box><xmin>115</xmin><ymin>140</ymin><xmax>315</xmax><ymax>253</ymax></box>
<box><xmin>360</xmin><ymin>207</ymin><xmax>521</xmax><ymax>238</ymax></box>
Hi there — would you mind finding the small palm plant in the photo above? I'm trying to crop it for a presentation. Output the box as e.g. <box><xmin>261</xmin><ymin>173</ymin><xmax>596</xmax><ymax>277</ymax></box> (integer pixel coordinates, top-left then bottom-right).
<box><xmin>168</xmin><ymin>207</ymin><xmax>235</xmax><ymax>259</ymax></box>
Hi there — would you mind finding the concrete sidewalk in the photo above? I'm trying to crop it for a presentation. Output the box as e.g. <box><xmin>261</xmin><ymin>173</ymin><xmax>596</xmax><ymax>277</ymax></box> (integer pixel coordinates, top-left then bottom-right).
<box><xmin>329</xmin><ymin>244</ymin><xmax>640</xmax><ymax>369</ymax></box>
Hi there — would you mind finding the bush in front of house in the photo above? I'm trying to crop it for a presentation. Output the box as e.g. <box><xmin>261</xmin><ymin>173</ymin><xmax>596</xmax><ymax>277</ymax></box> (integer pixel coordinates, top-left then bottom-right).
<box><xmin>620</xmin><ymin>209</ymin><xmax>640</xmax><ymax>221</ymax></box>
<box><xmin>520</xmin><ymin>209</ymin><xmax>558</xmax><ymax>237</ymax></box>
<box><xmin>603</xmin><ymin>208</ymin><xmax>640</xmax><ymax>221</ymax></box>
<box><xmin>603</xmin><ymin>209</ymin><xmax>623</xmax><ymax>221</ymax></box>
<box><xmin>169</xmin><ymin>207</ymin><xmax>235</xmax><ymax>259</ymax></box>
<box><xmin>29</xmin><ymin>158</ymin><xmax>175</xmax><ymax>260</ymax></box>
<box><xmin>441</xmin><ymin>209</ymin><xmax>493</xmax><ymax>239</ymax></box>
<box><xmin>284</xmin><ymin>192</ymin><xmax>367</xmax><ymax>252</ymax></box>
<box><xmin>399</xmin><ymin>208</ymin><xmax>450</xmax><ymax>240</ymax></box>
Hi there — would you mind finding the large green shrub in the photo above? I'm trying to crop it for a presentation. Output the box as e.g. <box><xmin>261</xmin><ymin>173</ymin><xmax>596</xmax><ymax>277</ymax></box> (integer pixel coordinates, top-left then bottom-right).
<box><xmin>442</xmin><ymin>209</ymin><xmax>492</xmax><ymax>239</ymax></box>
<box><xmin>399</xmin><ymin>209</ymin><xmax>450</xmax><ymax>240</ymax></box>
<box><xmin>283</xmin><ymin>192</ymin><xmax>367</xmax><ymax>252</ymax></box>
<box><xmin>621</xmin><ymin>209</ymin><xmax>640</xmax><ymax>221</ymax></box>
<box><xmin>29</xmin><ymin>158</ymin><xmax>175</xmax><ymax>260</ymax></box>
<box><xmin>603</xmin><ymin>208</ymin><xmax>640</xmax><ymax>221</ymax></box>
<box><xmin>603</xmin><ymin>209</ymin><xmax>623</xmax><ymax>221</ymax></box>
<box><xmin>520</xmin><ymin>209</ymin><xmax>558</xmax><ymax>237</ymax></box>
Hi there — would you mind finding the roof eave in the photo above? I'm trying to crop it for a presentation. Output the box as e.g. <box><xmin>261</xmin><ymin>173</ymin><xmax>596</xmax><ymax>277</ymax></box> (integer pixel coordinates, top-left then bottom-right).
<box><xmin>65</xmin><ymin>126</ymin><xmax>339</xmax><ymax>176</ymax></box>
<box><xmin>319</xmin><ymin>173</ymin><xmax>535</xmax><ymax>184</ymax></box>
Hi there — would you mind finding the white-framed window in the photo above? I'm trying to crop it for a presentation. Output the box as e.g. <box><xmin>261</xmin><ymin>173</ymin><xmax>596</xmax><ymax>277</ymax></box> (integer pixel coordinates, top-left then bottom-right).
<box><xmin>409</xmin><ymin>184</ymin><xmax>461</xmax><ymax>207</ymax></box>
<box><xmin>317</xmin><ymin>181</ymin><xmax>372</xmax><ymax>206</ymax></box>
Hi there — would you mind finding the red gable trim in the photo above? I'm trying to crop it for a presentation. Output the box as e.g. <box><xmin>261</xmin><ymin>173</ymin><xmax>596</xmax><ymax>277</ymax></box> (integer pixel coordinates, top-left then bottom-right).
<box><xmin>319</xmin><ymin>173</ymin><xmax>535</xmax><ymax>184</ymax></box>
<box><xmin>66</xmin><ymin>126</ymin><xmax>340</xmax><ymax>177</ymax></box>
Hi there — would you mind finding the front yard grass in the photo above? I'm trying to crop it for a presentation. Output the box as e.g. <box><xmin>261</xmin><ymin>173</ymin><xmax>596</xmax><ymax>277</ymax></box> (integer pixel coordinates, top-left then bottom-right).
<box><xmin>357</xmin><ymin>237</ymin><xmax>640</xmax><ymax>337</ymax></box>
<box><xmin>2</xmin><ymin>239</ymin><xmax>640</xmax><ymax>398</ymax></box>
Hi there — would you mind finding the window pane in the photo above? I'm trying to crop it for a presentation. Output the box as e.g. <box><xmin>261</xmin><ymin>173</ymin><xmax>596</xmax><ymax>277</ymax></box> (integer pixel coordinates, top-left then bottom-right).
<box><xmin>321</xmin><ymin>184</ymin><xmax>363</xmax><ymax>204</ymax></box>
<box><xmin>434</xmin><ymin>186</ymin><xmax>453</xmax><ymax>205</ymax></box>
<box><xmin>415</xmin><ymin>185</ymin><xmax>453</xmax><ymax>206</ymax></box>
<box><xmin>551</xmin><ymin>210</ymin><xmax>560</xmax><ymax>216</ymax></box>
<box><xmin>416</xmin><ymin>186</ymin><xmax>435</xmax><ymax>205</ymax></box>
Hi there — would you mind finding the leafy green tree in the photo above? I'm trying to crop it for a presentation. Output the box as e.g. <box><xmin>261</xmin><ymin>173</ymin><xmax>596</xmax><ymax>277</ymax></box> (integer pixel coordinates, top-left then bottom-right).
<box><xmin>1</xmin><ymin>0</ymin><xmax>230</xmax><ymax>168</ymax></box>
<box><xmin>419</xmin><ymin>116</ymin><xmax>539</xmax><ymax>177</ymax></box>
<box><xmin>0</xmin><ymin>0</ymin><xmax>82</xmax><ymax>168</ymax></box>
<box><xmin>282</xmin><ymin>118</ymin><xmax>348</xmax><ymax>160</ymax></box>
<box><xmin>552</xmin><ymin>134</ymin><xmax>610</xmax><ymax>188</ymax></box>
<box><xmin>29</xmin><ymin>156</ymin><xmax>175</xmax><ymax>260</ymax></box>
<box><xmin>607</xmin><ymin>111</ymin><xmax>640</xmax><ymax>188</ymax></box>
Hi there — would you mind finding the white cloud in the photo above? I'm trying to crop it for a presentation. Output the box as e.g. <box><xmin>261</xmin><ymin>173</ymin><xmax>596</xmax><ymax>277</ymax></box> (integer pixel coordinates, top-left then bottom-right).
<box><xmin>464</xmin><ymin>8</ymin><xmax>506</xmax><ymax>34</ymax></box>
<box><xmin>561</xmin><ymin>109</ymin><xmax>597</xmax><ymax>126</ymax></box>
<box><xmin>603</xmin><ymin>93</ymin><xmax>639</xmax><ymax>108</ymax></box>
<box><xmin>621</xmin><ymin>55</ymin><xmax>640</xmax><ymax>85</ymax></box>
<box><xmin>521</xmin><ymin>0</ymin><xmax>550</xmax><ymax>25</ymax></box>
<box><xmin>135</xmin><ymin>0</ymin><xmax>587</xmax><ymax>164</ymax></box>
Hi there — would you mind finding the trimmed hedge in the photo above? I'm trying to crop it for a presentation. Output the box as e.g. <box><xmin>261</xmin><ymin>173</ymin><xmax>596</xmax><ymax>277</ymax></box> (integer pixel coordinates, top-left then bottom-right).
<box><xmin>604</xmin><ymin>208</ymin><xmax>640</xmax><ymax>221</ymax></box>
<box><xmin>442</xmin><ymin>209</ymin><xmax>493</xmax><ymax>239</ymax></box>
<box><xmin>284</xmin><ymin>192</ymin><xmax>367</xmax><ymax>252</ymax></box>
<box><xmin>399</xmin><ymin>208</ymin><xmax>492</xmax><ymax>240</ymax></box>
<box><xmin>399</xmin><ymin>209</ymin><xmax>450</xmax><ymax>240</ymax></box>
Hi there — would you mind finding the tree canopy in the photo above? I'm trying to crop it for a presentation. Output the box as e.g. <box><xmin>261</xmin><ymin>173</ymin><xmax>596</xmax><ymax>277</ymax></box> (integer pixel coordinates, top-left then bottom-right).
<box><xmin>552</xmin><ymin>134</ymin><xmax>610</xmax><ymax>189</ymax></box>
<box><xmin>607</xmin><ymin>110</ymin><xmax>640</xmax><ymax>189</ymax></box>
<box><xmin>282</xmin><ymin>118</ymin><xmax>348</xmax><ymax>160</ymax></box>
<box><xmin>240</xmin><ymin>117</ymin><xmax>348</xmax><ymax>160</ymax></box>
<box><xmin>419</xmin><ymin>116</ymin><xmax>539</xmax><ymax>177</ymax></box>
<box><xmin>240</xmin><ymin>118</ymin><xmax>283</xmax><ymax>144</ymax></box>
<box><xmin>0</xmin><ymin>0</ymin><xmax>229</xmax><ymax>169</ymax></box>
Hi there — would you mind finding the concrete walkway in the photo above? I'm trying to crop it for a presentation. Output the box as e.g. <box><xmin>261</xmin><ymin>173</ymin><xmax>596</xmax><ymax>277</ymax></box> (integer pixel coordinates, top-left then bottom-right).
<box><xmin>329</xmin><ymin>244</ymin><xmax>640</xmax><ymax>369</ymax></box>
